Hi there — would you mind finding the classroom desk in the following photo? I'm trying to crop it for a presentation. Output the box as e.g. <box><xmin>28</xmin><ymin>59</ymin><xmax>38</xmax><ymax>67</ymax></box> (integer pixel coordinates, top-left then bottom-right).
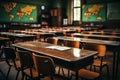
<box><xmin>0</xmin><ymin>37</ymin><xmax>10</xmax><ymax>46</ymax></box>
<box><xmin>0</xmin><ymin>32</ymin><xmax>36</xmax><ymax>43</ymax></box>
<box><xmin>81</xmin><ymin>31</ymin><xmax>120</xmax><ymax>36</ymax></box>
<box><xmin>12</xmin><ymin>41</ymin><xmax>97</xmax><ymax>80</ymax></box>
<box><xmin>53</xmin><ymin>36</ymin><xmax>120</xmax><ymax>80</ymax></box>
<box><xmin>0</xmin><ymin>37</ymin><xmax>10</xmax><ymax>59</ymax></box>
<box><xmin>73</xmin><ymin>33</ymin><xmax>120</xmax><ymax>41</ymax></box>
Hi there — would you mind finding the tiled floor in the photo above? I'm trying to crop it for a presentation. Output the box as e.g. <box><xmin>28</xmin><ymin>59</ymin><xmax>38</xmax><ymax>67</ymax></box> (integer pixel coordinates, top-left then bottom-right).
<box><xmin>0</xmin><ymin>51</ymin><xmax>120</xmax><ymax>80</ymax></box>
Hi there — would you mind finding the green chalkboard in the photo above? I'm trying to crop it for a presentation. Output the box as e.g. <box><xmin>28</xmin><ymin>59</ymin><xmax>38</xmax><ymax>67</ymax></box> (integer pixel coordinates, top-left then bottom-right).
<box><xmin>82</xmin><ymin>4</ymin><xmax>106</xmax><ymax>22</ymax></box>
<box><xmin>107</xmin><ymin>2</ymin><xmax>120</xmax><ymax>20</ymax></box>
<box><xmin>0</xmin><ymin>2</ymin><xmax>37</xmax><ymax>23</ymax></box>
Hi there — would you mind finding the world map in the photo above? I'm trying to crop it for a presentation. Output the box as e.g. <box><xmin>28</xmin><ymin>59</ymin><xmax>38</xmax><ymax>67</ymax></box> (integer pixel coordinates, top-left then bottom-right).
<box><xmin>0</xmin><ymin>2</ymin><xmax>37</xmax><ymax>22</ymax></box>
<box><xmin>82</xmin><ymin>4</ymin><xmax>106</xmax><ymax>22</ymax></box>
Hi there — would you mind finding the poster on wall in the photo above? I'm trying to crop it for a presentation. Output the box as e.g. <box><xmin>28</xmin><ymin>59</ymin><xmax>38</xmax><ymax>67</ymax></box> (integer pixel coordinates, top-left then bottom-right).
<box><xmin>107</xmin><ymin>2</ymin><xmax>120</xmax><ymax>20</ymax></box>
<box><xmin>82</xmin><ymin>4</ymin><xmax>106</xmax><ymax>22</ymax></box>
<box><xmin>0</xmin><ymin>2</ymin><xmax>37</xmax><ymax>23</ymax></box>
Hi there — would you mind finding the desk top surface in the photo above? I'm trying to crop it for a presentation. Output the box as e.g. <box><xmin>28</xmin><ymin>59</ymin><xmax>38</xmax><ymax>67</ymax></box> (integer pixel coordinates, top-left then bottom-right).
<box><xmin>0</xmin><ymin>37</ymin><xmax>9</xmax><ymax>41</ymax></box>
<box><xmin>0</xmin><ymin>32</ymin><xmax>35</xmax><ymax>37</ymax></box>
<box><xmin>53</xmin><ymin>36</ymin><xmax>120</xmax><ymax>46</ymax></box>
<box><xmin>12</xmin><ymin>41</ymin><xmax>97</xmax><ymax>62</ymax></box>
<box><xmin>73</xmin><ymin>33</ymin><xmax>120</xmax><ymax>39</ymax></box>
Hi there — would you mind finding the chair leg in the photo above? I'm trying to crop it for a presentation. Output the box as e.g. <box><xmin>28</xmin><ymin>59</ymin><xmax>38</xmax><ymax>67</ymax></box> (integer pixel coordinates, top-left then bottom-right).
<box><xmin>106</xmin><ymin>65</ymin><xmax>109</xmax><ymax>80</ymax></box>
<box><xmin>93</xmin><ymin>65</ymin><xmax>96</xmax><ymax>72</ymax></box>
<box><xmin>61</xmin><ymin>68</ymin><xmax>65</xmax><ymax>76</ymax></box>
<box><xmin>68</xmin><ymin>69</ymin><xmax>70</xmax><ymax>78</ymax></box>
<box><xmin>58</xmin><ymin>67</ymin><xmax>60</xmax><ymax>74</ymax></box>
<box><xmin>99</xmin><ymin>66</ymin><xmax>103</xmax><ymax>80</ymax></box>
<box><xmin>90</xmin><ymin>65</ymin><xmax>92</xmax><ymax>71</ymax></box>
<box><xmin>0</xmin><ymin>69</ymin><xmax>6</xmax><ymax>79</ymax></box>
<box><xmin>21</xmin><ymin>71</ymin><xmax>25</xmax><ymax>80</ymax></box>
<box><xmin>69</xmin><ymin>75</ymin><xmax>73</xmax><ymax>80</ymax></box>
<box><xmin>15</xmin><ymin>70</ymin><xmax>20</xmax><ymax>80</ymax></box>
<box><xmin>57</xmin><ymin>66</ymin><xmax>65</xmax><ymax>76</ymax></box>
<box><xmin>6</xmin><ymin>66</ymin><xmax>12</xmax><ymax>80</ymax></box>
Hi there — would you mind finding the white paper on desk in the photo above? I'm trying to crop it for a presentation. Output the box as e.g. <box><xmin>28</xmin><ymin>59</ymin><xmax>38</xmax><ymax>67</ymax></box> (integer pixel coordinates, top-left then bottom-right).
<box><xmin>46</xmin><ymin>46</ymin><xmax>71</xmax><ymax>51</ymax></box>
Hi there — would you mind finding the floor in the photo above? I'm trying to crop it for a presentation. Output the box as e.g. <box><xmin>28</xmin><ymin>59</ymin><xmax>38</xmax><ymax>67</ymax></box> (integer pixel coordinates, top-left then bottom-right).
<box><xmin>0</xmin><ymin>50</ymin><xmax>120</xmax><ymax>80</ymax></box>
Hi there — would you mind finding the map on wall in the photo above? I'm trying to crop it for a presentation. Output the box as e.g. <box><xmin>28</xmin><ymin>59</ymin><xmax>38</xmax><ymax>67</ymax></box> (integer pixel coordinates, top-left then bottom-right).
<box><xmin>0</xmin><ymin>2</ymin><xmax>37</xmax><ymax>23</ymax></box>
<box><xmin>107</xmin><ymin>2</ymin><xmax>120</xmax><ymax>20</ymax></box>
<box><xmin>82</xmin><ymin>4</ymin><xmax>106</xmax><ymax>22</ymax></box>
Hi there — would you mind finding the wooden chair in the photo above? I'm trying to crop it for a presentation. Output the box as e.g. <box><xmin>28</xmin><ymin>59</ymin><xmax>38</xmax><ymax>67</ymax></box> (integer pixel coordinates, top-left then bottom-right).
<box><xmin>63</xmin><ymin>40</ymin><xmax>80</xmax><ymax>48</ymax></box>
<box><xmin>32</xmin><ymin>53</ymin><xmax>67</xmax><ymax>80</ymax></box>
<box><xmin>17</xmin><ymin>50</ymin><xmax>38</xmax><ymax>80</ymax></box>
<box><xmin>2</xmin><ymin>47</ymin><xmax>21</xmax><ymax>80</ymax></box>
<box><xmin>46</xmin><ymin>38</ymin><xmax>58</xmax><ymax>45</ymax></box>
<box><xmin>84</xmin><ymin>43</ymin><xmax>109</xmax><ymax>80</ymax></box>
<box><xmin>62</xmin><ymin>40</ymin><xmax>81</xmax><ymax>77</ymax></box>
<box><xmin>71</xmin><ymin>68</ymin><xmax>100</xmax><ymax>80</ymax></box>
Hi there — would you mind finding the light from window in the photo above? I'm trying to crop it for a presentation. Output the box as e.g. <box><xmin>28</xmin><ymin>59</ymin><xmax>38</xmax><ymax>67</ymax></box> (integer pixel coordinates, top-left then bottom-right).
<box><xmin>74</xmin><ymin>8</ymin><xmax>81</xmax><ymax>21</ymax></box>
<box><xmin>74</xmin><ymin>0</ymin><xmax>81</xmax><ymax>7</ymax></box>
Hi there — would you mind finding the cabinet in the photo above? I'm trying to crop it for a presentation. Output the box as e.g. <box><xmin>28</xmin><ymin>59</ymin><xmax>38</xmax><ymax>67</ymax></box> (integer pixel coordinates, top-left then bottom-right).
<box><xmin>39</xmin><ymin>6</ymin><xmax>51</xmax><ymax>28</ymax></box>
<box><xmin>50</xmin><ymin>8</ymin><xmax>62</xmax><ymax>27</ymax></box>
<box><xmin>40</xmin><ymin>11</ymin><xmax>51</xmax><ymax>28</ymax></box>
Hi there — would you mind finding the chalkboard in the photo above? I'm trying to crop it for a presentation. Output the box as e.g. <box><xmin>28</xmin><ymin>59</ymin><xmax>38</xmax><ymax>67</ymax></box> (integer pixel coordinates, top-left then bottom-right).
<box><xmin>0</xmin><ymin>2</ymin><xmax>37</xmax><ymax>23</ymax></box>
<box><xmin>107</xmin><ymin>2</ymin><xmax>120</xmax><ymax>20</ymax></box>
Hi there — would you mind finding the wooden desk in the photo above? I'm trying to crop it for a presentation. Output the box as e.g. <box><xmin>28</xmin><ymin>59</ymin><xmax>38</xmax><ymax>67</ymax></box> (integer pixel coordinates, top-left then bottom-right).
<box><xmin>53</xmin><ymin>36</ymin><xmax>120</xmax><ymax>80</ymax></box>
<box><xmin>0</xmin><ymin>37</ymin><xmax>10</xmax><ymax>46</ymax></box>
<box><xmin>12</xmin><ymin>41</ymin><xmax>97</xmax><ymax>80</ymax></box>
<box><xmin>81</xmin><ymin>31</ymin><xmax>120</xmax><ymax>36</ymax></box>
<box><xmin>14</xmin><ymin>31</ymin><xmax>55</xmax><ymax>41</ymax></box>
<box><xmin>73</xmin><ymin>33</ymin><xmax>120</xmax><ymax>41</ymax></box>
<box><xmin>0</xmin><ymin>32</ymin><xmax>35</xmax><ymax>43</ymax></box>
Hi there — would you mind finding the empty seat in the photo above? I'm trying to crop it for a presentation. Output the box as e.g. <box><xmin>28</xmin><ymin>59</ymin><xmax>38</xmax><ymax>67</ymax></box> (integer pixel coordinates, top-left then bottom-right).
<box><xmin>32</xmin><ymin>53</ymin><xmax>67</xmax><ymax>80</ymax></box>
<box><xmin>2</xmin><ymin>47</ymin><xmax>21</xmax><ymax>80</ymax></box>
<box><xmin>17</xmin><ymin>50</ymin><xmax>38</xmax><ymax>80</ymax></box>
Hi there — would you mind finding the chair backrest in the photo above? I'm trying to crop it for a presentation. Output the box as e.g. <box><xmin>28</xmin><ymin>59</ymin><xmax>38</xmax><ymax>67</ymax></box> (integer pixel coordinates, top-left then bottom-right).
<box><xmin>18</xmin><ymin>50</ymin><xmax>34</xmax><ymax>69</ymax></box>
<box><xmin>63</xmin><ymin>40</ymin><xmax>80</xmax><ymax>48</ymax></box>
<box><xmin>46</xmin><ymin>38</ymin><xmax>58</xmax><ymax>45</ymax></box>
<box><xmin>84</xmin><ymin>43</ymin><xmax>106</xmax><ymax>57</ymax></box>
<box><xmin>32</xmin><ymin>53</ymin><xmax>55</xmax><ymax>76</ymax></box>
<box><xmin>2</xmin><ymin>47</ymin><xmax>16</xmax><ymax>61</ymax></box>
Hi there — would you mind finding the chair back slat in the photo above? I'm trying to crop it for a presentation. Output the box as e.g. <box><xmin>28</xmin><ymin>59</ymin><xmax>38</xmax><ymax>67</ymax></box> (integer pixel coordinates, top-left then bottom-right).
<box><xmin>63</xmin><ymin>40</ymin><xmax>80</xmax><ymax>48</ymax></box>
<box><xmin>18</xmin><ymin>51</ymin><xmax>34</xmax><ymax>69</ymax></box>
<box><xmin>84</xmin><ymin>43</ymin><xmax>106</xmax><ymax>57</ymax></box>
<box><xmin>32</xmin><ymin>53</ymin><xmax>55</xmax><ymax>76</ymax></box>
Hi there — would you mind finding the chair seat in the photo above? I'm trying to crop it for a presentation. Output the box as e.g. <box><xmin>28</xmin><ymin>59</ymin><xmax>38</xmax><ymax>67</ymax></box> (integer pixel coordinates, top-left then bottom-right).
<box><xmin>92</xmin><ymin>60</ymin><xmax>107</xmax><ymax>66</ymax></box>
<box><xmin>71</xmin><ymin>69</ymin><xmax>100</xmax><ymax>79</ymax></box>
<box><xmin>24</xmin><ymin>68</ymin><xmax>38</xmax><ymax>78</ymax></box>
<box><xmin>9</xmin><ymin>60</ymin><xmax>21</xmax><ymax>69</ymax></box>
<box><xmin>41</xmin><ymin>76</ymin><xmax>65</xmax><ymax>80</ymax></box>
<box><xmin>15</xmin><ymin>60</ymin><xmax>21</xmax><ymax>68</ymax></box>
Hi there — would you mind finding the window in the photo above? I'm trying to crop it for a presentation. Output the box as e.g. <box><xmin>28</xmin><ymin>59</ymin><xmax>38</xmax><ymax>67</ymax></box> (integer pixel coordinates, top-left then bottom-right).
<box><xmin>73</xmin><ymin>0</ymin><xmax>81</xmax><ymax>21</ymax></box>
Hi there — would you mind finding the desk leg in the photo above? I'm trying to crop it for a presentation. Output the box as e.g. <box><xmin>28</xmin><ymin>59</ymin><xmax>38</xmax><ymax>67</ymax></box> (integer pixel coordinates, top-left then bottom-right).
<box><xmin>112</xmin><ymin>51</ymin><xmax>116</xmax><ymax>80</ymax></box>
<box><xmin>75</xmin><ymin>70</ymin><xmax>79</xmax><ymax>80</ymax></box>
<box><xmin>113</xmin><ymin>51</ymin><xmax>120</xmax><ymax>80</ymax></box>
<box><xmin>115</xmin><ymin>52</ymin><xmax>119</xmax><ymax>80</ymax></box>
